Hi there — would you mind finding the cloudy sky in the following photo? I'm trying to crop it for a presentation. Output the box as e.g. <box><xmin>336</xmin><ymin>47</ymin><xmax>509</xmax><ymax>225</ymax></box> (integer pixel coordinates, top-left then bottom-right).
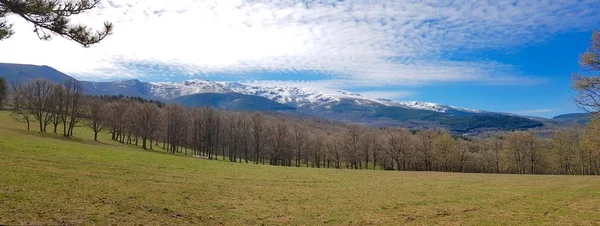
<box><xmin>1</xmin><ymin>0</ymin><xmax>600</xmax><ymax>117</ymax></box>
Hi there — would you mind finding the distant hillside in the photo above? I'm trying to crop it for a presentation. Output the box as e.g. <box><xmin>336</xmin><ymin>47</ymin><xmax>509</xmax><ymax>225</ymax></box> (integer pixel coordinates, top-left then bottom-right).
<box><xmin>0</xmin><ymin>63</ymin><xmax>75</xmax><ymax>84</ymax></box>
<box><xmin>81</xmin><ymin>79</ymin><xmax>155</xmax><ymax>99</ymax></box>
<box><xmin>174</xmin><ymin>93</ymin><xmax>296</xmax><ymax>111</ymax></box>
<box><xmin>552</xmin><ymin>113</ymin><xmax>593</xmax><ymax>125</ymax></box>
<box><xmin>440</xmin><ymin>114</ymin><xmax>544</xmax><ymax>133</ymax></box>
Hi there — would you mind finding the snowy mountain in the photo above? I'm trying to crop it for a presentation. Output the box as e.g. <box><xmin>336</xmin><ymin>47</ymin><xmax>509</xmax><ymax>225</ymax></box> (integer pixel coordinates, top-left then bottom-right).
<box><xmin>0</xmin><ymin>63</ymin><xmax>552</xmax><ymax>133</ymax></box>
<box><xmin>146</xmin><ymin>79</ymin><xmax>484</xmax><ymax>115</ymax></box>
<box><xmin>150</xmin><ymin>79</ymin><xmax>231</xmax><ymax>100</ymax></box>
<box><xmin>121</xmin><ymin>79</ymin><xmax>545</xmax><ymax>132</ymax></box>
<box><xmin>375</xmin><ymin>99</ymin><xmax>485</xmax><ymax>114</ymax></box>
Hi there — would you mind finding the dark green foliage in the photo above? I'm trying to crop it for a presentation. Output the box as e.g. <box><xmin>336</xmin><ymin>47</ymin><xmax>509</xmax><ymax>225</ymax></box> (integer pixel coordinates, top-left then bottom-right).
<box><xmin>330</xmin><ymin>99</ymin><xmax>442</xmax><ymax>121</ymax></box>
<box><xmin>372</xmin><ymin>105</ymin><xmax>443</xmax><ymax>121</ymax></box>
<box><xmin>440</xmin><ymin>114</ymin><xmax>544</xmax><ymax>133</ymax></box>
<box><xmin>0</xmin><ymin>76</ymin><xmax>6</xmax><ymax>108</ymax></box>
<box><xmin>0</xmin><ymin>0</ymin><xmax>112</xmax><ymax>47</ymax></box>
<box><xmin>91</xmin><ymin>94</ymin><xmax>165</xmax><ymax>107</ymax></box>
<box><xmin>175</xmin><ymin>93</ymin><xmax>296</xmax><ymax>111</ymax></box>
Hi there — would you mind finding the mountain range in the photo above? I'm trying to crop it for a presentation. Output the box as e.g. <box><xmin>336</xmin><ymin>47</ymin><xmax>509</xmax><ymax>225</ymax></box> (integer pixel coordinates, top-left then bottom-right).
<box><xmin>0</xmin><ymin>63</ymin><xmax>591</xmax><ymax>133</ymax></box>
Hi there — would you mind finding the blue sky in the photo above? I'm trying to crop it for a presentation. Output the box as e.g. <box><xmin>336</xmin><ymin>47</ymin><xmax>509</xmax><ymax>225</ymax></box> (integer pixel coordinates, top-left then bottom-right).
<box><xmin>1</xmin><ymin>0</ymin><xmax>600</xmax><ymax>118</ymax></box>
<box><xmin>400</xmin><ymin>31</ymin><xmax>593</xmax><ymax>117</ymax></box>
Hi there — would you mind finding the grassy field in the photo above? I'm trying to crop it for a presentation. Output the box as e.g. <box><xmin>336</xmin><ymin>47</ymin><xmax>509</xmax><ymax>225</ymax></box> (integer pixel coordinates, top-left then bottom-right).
<box><xmin>1</xmin><ymin>111</ymin><xmax>599</xmax><ymax>225</ymax></box>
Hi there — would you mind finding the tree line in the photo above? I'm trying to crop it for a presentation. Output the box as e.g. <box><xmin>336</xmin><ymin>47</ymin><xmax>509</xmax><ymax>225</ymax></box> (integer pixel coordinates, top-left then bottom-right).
<box><xmin>2</xmin><ymin>78</ymin><xmax>600</xmax><ymax>175</ymax></box>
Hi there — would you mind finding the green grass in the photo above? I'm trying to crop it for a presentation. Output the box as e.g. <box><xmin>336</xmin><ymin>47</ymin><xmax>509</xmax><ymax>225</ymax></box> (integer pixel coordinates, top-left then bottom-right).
<box><xmin>1</xmin><ymin>111</ymin><xmax>599</xmax><ymax>225</ymax></box>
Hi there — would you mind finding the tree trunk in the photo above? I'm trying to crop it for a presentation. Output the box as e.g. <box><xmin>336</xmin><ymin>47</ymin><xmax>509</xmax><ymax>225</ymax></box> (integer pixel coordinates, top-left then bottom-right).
<box><xmin>63</xmin><ymin>121</ymin><xmax>67</xmax><ymax>137</ymax></box>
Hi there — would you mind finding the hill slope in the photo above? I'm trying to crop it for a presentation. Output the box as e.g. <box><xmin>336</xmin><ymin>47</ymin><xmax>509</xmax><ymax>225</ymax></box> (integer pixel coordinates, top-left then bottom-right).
<box><xmin>552</xmin><ymin>113</ymin><xmax>592</xmax><ymax>125</ymax></box>
<box><xmin>0</xmin><ymin>63</ymin><xmax>75</xmax><ymax>84</ymax></box>
<box><xmin>174</xmin><ymin>93</ymin><xmax>296</xmax><ymax>111</ymax></box>
<box><xmin>1</xmin><ymin>112</ymin><xmax>599</xmax><ymax>225</ymax></box>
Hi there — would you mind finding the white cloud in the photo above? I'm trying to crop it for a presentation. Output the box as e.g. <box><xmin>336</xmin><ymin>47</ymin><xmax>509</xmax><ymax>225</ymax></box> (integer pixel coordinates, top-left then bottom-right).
<box><xmin>0</xmin><ymin>0</ymin><xmax>599</xmax><ymax>87</ymax></box>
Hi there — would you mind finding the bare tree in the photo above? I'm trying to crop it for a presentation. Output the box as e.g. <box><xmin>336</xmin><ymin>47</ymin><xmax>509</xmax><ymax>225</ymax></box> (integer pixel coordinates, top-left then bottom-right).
<box><xmin>250</xmin><ymin>112</ymin><xmax>266</xmax><ymax>164</ymax></box>
<box><xmin>371</xmin><ymin>132</ymin><xmax>383</xmax><ymax>170</ymax></box>
<box><xmin>326</xmin><ymin>134</ymin><xmax>343</xmax><ymax>169</ymax></box>
<box><xmin>63</xmin><ymin>79</ymin><xmax>85</xmax><ymax>137</ymax></box>
<box><xmin>86</xmin><ymin>98</ymin><xmax>105</xmax><ymax>141</ymax></box>
<box><xmin>238</xmin><ymin>114</ymin><xmax>251</xmax><ymax>163</ymax></box>
<box><xmin>0</xmin><ymin>76</ymin><xmax>6</xmax><ymax>109</ymax></box>
<box><xmin>165</xmin><ymin>104</ymin><xmax>185</xmax><ymax>153</ymax></box>
<box><xmin>224</xmin><ymin>112</ymin><xmax>242</xmax><ymax>162</ymax></box>
<box><xmin>360</xmin><ymin>130</ymin><xmax>374</xmax><ymax>169</ymax></box>
<box><xmin>524</xmin><ymin>132</ymin><xmax>545</xmax><ymax>174</ymax></box>
<box><xmin>267</xmin><ymin>118</ymin><xmax>290</xmax><ymax>166</ymax></box>
<box><xmin>9</xmin><ymin>81</ymin><xmax>31</xmax><ymax>130</ymax></box>
<box><xmin>20</xmin><ymin>79</ymin><xmax>53</xmax><ymax>132</ymax></box>
<box><xmin>342</xmin><ymin>125</ymin><xmax>363</xmax><ymax>169</ymax></box>
<box><xmin>505</xmin><ymin>131</ymin><xmax>539</xmax><ymax>174</ymax></box>
<box><xmin>291</xmin><ymin>123</ymin><xmax>308</xmax><ymax>167</ymax></box>
<box><xmin>130</xmin><ymin>102</ymin><xmax>162</xmax><ymax>150</ymax></box>
<box><xmin>573</xmin><ymin>30</ymin><xmax>600</xmax><ymax>112</ymax></box>
<box><xmin>484</xmin><ymin>134</ymin><xmax>504</xmax><ymax>174</ymax></box>
<box><xmin>309</xmin><ymin>133</ymin><xmax>325</xmax><ymax>168</ymax></box>
<box><xmin>387</xmin><ymin>128</ymin><xmax>412</xmax><ymax>171</ymax></box>
<box><xmin>456</xmin><ymin>140</ymin><xmax>471</xmax><ymax>172</ymax></box>
<box><xmin>48</xmin><ymin>84</ymin><xmax>66</xmax><ymax>133</ymax></box>
<box><xmin>415</xmin><ymin>130</ymin><xmax>437</xmax><ymax>171</ymax></box>
<box><xmin>434</xmin><ymin>132</ymin><xmax>456</xmax><ymax>172</ymax></box>
<box><xmin>105</xmin><ymin>101</ymin><xmax>128</xmax><ymax>143</ymax></box>
<box><xmin>190</xmin><ymin>107</ymin><xmax>222</xmax><ymax>159</ymax></box>
<box><xmin>581</xmin><ymin>117</ymin><xmax>600</xmax><ymax>175</ymax></box>
<box><xmin>551</xmin><ymin>129</ymin><xmax>580</xmax><ymax>175</ymax></box>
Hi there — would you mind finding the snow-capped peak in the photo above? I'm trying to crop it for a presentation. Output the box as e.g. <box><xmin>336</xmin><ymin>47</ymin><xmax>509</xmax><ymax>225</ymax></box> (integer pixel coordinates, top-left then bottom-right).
<box><xmin>146</xmin><ymin>79</ymin><xmax>484</xmax><ymax>114</ymax></box>
<box><xmin>373</xmin><ymin>98</ymin><xmax>483</xmax><ymax>113</ymax></box>
<box><xmin>149</xmin><ymin>79</ymin><xmax>231</xmax><ymax>99</ymax></box>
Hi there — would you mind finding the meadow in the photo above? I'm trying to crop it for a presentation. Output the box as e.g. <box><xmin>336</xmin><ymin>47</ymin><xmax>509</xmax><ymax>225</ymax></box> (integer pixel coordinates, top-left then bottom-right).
<box><xmin>0</xmin><ymin>111</ymin><xmax>599</xmax><ymax>225</ymax></box>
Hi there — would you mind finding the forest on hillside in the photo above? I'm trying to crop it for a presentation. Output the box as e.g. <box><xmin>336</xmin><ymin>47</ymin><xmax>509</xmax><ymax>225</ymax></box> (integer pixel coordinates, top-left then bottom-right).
<box><xmin>2</xmin><ymin>77</ymin><xmax>600</xmax><ymax>175</ymax></box>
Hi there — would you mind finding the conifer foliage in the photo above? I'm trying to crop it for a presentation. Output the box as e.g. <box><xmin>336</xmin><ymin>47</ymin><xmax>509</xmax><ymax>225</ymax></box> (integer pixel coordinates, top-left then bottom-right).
<box><xmin>0</xmin><ymin>0</ymin><xmax>112</xmax><ymax>47</ymax></box>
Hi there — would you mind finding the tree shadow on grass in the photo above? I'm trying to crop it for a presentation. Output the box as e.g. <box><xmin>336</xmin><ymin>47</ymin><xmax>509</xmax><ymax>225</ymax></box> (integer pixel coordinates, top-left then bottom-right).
<box><xmin>9</xmin><ymin>128</ymin><xmax>105</xmax><ymax>146</ymax></box>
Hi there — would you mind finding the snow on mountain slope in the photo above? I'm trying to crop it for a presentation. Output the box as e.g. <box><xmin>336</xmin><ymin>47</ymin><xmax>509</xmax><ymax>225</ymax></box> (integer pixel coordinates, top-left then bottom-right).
<box><xmin>146</xmin><ymin>79</ymin><xmax>484</xmax><ymax>114</ymax></box>
<box><xmin>376</xmin><ymin>99</ymin><xmax>484</xmax><ymax>113</ymax></box>
<box><xmin>228</xmin><ymin>85</ymin><xmax>363</xmax><ymax>107</ymax></box>
<box><xmin>150</xmin><ymin>79</ymin><xmax>231</xmax><ymax>99</ymax></box>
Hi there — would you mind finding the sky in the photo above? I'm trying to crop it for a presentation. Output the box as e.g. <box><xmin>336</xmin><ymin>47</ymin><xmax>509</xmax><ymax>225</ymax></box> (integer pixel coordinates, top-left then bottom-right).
<box><xmin>1</xmin><ymin>0</ymin><xmax>600</xmax><ymax>118</ymax></box>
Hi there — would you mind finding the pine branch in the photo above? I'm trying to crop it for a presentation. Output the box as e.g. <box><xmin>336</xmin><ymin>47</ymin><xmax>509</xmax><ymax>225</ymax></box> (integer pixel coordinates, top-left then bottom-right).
<box><xmin>0</xmin><ymin>0</ymin><xmax>112</xmax><ymax>47</ymax></box>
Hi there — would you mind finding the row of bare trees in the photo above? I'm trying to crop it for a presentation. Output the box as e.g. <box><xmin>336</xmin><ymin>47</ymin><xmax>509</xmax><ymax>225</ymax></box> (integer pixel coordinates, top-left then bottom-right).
<box><xmin>9</xmin><ymin>79</ymin><xmax>85</xmax><ymax>137</ymax></box>
<box><xmin>5</xmin><ymin>79</ymin><xmax>600</xmax><ymax>175</ymax></box>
